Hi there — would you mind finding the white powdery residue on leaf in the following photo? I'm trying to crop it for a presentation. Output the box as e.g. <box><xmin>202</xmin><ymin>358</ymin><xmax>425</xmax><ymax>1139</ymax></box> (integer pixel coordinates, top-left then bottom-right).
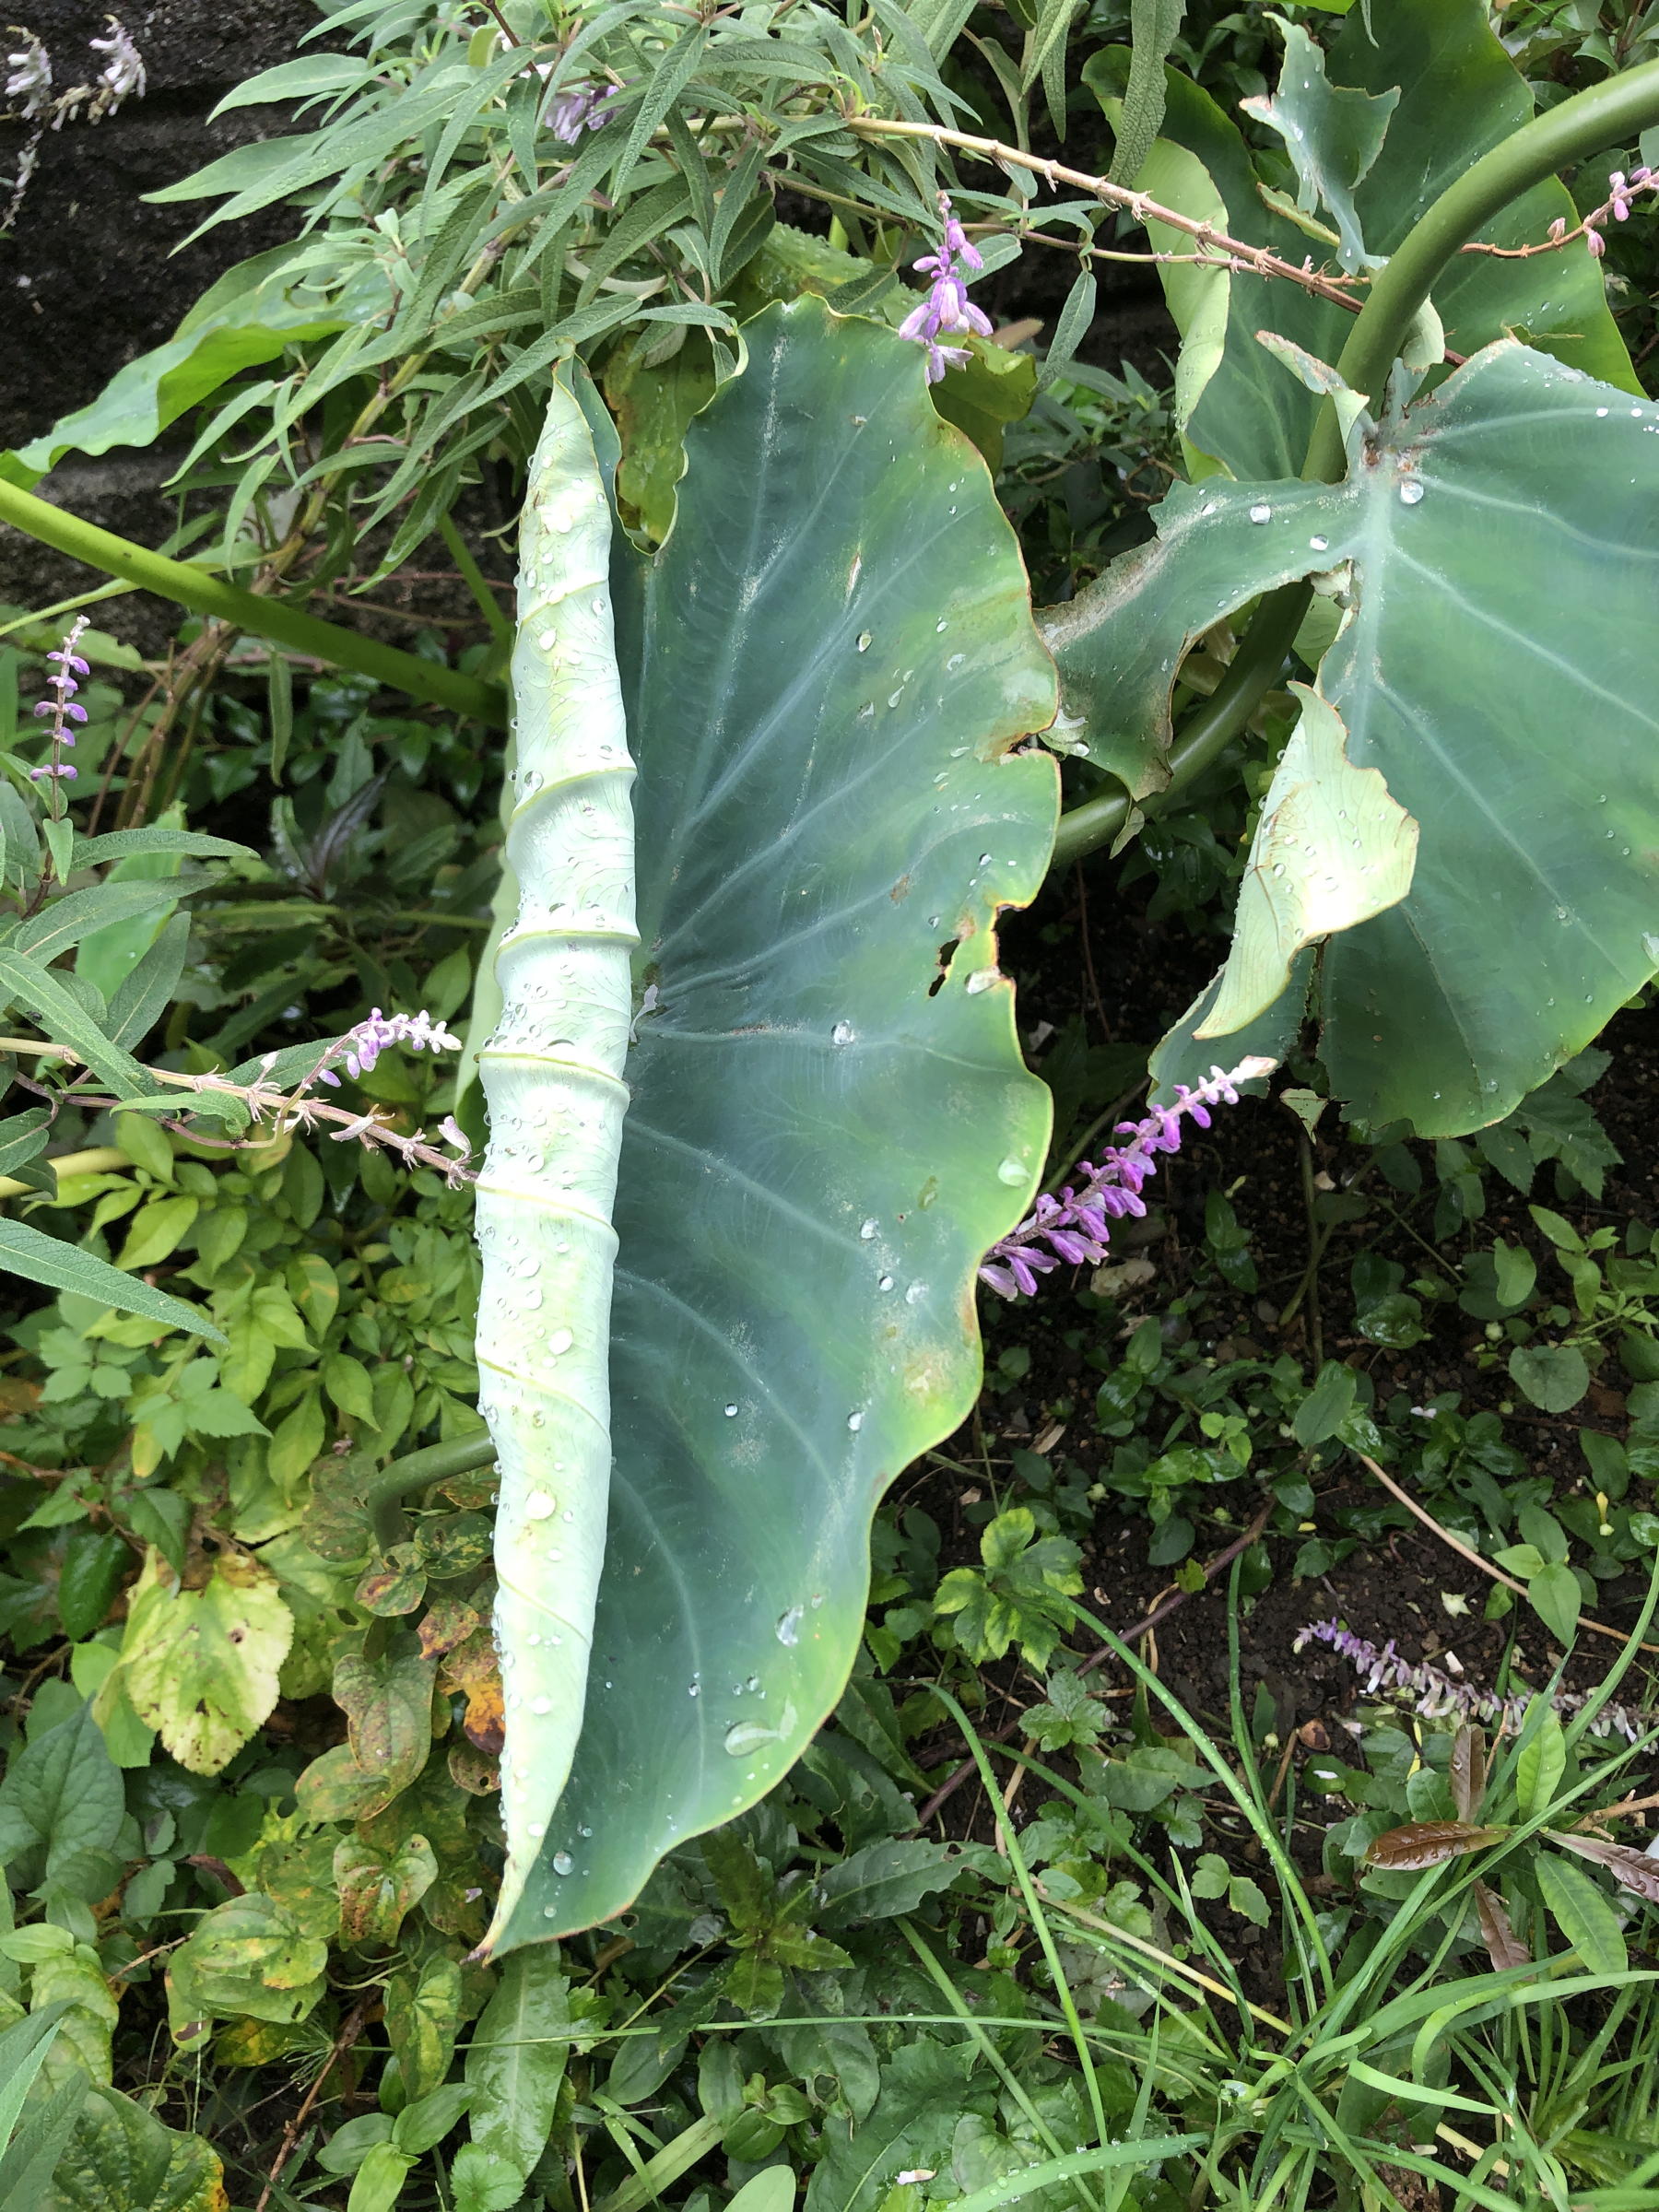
<box><xmin>474</xmin><ymin>373</ymin><xmax>639</xmax><ymax>1953</ymax></box>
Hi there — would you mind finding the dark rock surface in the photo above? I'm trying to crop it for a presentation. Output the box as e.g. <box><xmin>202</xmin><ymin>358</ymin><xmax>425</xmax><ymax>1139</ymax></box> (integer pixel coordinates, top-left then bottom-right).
<box><xmin>0</xmin><ymin>0</ymin><xmax>313</xmax><ymax>637</ymax></box>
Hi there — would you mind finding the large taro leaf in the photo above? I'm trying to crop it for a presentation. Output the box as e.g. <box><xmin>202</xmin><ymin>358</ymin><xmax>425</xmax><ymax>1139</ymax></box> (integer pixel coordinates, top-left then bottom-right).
<box><xmin>1049</xmin><ymin>341</ymin><xmax>1659</xmax><ymax>1138</ymax></box>
<box><xmin>1083</xmin><ymin>0</ymin><xmax>1635</xmax><ymax>483</ymax></box>
<box><xmin>493</xmin><ymin>298</ymin><xmax>1058</xmax><ymax>1947</ymax></box>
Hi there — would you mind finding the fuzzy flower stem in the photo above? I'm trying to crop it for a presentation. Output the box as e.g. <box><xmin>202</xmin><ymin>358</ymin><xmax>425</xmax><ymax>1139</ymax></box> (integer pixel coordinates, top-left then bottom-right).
<box><xmin>1296</xmin><ymin>1618</ymin><xmax>1654</xmax><ymax>1746</ymax></box>
<box><xmin>29</xmin><ymin>616</ymin><xmax>88</xmax><ymax>820</ymax></box>
<box><xmin>7</xmin><ymin>1009</ymin><xmax>475</xmax><ymax>1183</ymax></box>
<box><xmin>981</xmin><ymin>1055</ymin><xmax>1276</xmax><ymax>1300</ymax></box>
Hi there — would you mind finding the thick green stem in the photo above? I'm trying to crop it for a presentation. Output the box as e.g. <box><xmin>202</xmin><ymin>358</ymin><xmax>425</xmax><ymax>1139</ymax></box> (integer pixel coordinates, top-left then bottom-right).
<box><xmin>365</xmin><ymin>1430</ymin><xmax>499</xmax><ymax>1552</ymax></box>
<box><xmin>1318</xmin><ymin>57</ymin><xmax>1659</xmax><ymax>474</ymax></box>
<box><xmin>0</xmin><ymin>477</ymin><xmax>508</xmax><ymax>727</ymax></box>
<box><xmin>1052</xmin><ymin>56</ymin><xmax>1659</xmax><ymax>869</ymax></box>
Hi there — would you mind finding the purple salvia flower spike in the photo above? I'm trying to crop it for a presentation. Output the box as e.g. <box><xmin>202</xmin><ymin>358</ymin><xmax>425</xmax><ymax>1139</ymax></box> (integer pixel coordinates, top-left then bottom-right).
<box><xmin>900</xmin><ymin>192</ymin><xmax>993</xmax><ymax>384</ymax></box>
<box><xmin>980</xmin><ymin>1055</ymin><xmax>1276</xmax><ymax>1300</ymax></box>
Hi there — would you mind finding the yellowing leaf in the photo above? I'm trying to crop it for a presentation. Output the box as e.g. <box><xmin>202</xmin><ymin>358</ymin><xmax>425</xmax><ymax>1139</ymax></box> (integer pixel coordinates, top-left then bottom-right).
<box><xmin>119</xmin><ymin>1550</ymin><xmax>293</xmax><ymax>1775</ymax></box>
<box><xmin>48</xmin><ymin>2082</ymin><xmax>227</xmax><ymax>2212</ymax></box>
<box><xmin>113</xmin><ymin>1196</ymin><xmax>199</xmax><ymax>1270</ymax></box>
<box><xmin>1199</xmin><ymin>683</ymin><xmax>1418</xmax><ymax>1040</ymax></box>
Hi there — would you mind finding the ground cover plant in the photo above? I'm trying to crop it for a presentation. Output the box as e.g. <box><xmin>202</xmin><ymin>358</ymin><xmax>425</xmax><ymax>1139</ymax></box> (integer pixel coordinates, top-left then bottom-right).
<box><xmin>0</xmin><ymin>0</ymin><xmax>1657</xmax><ymax>2205</ymax></box>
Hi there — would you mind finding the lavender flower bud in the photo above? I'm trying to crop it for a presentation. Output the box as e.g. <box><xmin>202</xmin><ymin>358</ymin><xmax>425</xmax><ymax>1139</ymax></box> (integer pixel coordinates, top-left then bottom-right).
<box><xmin>900</xmin><ymin>193</ymin><xmax>992</xmax><ymax>384</ymax></box>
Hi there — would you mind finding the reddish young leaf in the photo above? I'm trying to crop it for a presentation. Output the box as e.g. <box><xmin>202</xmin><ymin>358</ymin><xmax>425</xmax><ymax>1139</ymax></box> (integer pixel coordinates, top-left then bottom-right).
<box><xmin>1547</xmin><ymin>1830</ymin><xmax>1659</xmax><ymax>1904</ymax></box>
<box><xmin>1450</xmin><ymin>1724</ymin><xmax>1488</xmax><ymax>1825</ymax></box>
<box><xmin>1364</xmin><ymin>1821</ymin><xmax>1510</xmax><ymax>1871</ymax></box>
<box><xmin>1473</xmin><ymin>1878</ymin><xmax>1531</xmax><ymax>1973</ymax></box>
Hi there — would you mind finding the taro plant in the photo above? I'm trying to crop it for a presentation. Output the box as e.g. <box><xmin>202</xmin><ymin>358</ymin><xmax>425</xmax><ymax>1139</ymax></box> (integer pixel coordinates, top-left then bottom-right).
<box><xmin>0</xmin><ymin>0</ymin><xmax>1657</xmax><ymax>1964</ymax></box>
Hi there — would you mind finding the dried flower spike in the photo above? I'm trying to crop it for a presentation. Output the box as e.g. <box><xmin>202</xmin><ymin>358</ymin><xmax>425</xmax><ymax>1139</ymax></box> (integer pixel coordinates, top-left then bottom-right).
<box><xmin>1296</xmin><ymin>1618</ymin><xmax>1653</xmax><ymax>1746</ymax></box>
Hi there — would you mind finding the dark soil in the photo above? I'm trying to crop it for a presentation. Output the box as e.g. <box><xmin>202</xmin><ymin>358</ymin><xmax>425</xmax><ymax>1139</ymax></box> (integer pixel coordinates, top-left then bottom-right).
<box><xmin>921</xmin><ymin>871</ymin><xmax>1659</xmax><ymax>1799</ymax></box>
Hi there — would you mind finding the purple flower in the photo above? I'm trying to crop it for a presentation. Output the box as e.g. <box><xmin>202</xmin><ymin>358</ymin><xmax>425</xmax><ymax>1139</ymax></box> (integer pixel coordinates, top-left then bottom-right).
<box><xmin>1295</xmin><ymin>1618</ymin><xmax>1652</xmax><ymax>1745</ymax></box>
<box><xmin>29</xmin><ymin>617</ymin><xmax>88</xmax><ymax>788</ymax></box>
<box><xmin>312</xmin><ymin>1006</ymin><xmax>463</xmax><ymax>1089</ymax></box>
<box><xmin>980</xmin><ymin>1056</ymin><xmax>1275</xmax><ymax>1301</ymax></box>
<box><xmin>547</xmin><ymin>79</ymin><xmax>620</xmax><ymax>145</ymax></box>
<box><xmin>900</xmin><ymin>192</ymin><xmax>993</xmax><ymax>383</ymax></box>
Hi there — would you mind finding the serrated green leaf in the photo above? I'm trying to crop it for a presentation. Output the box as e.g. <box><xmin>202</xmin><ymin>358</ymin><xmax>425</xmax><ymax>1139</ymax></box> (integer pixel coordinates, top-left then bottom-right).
<box><xmin>465</xmin><ymin>1950</ymin><xmax>570</xmax><ymax>2184</ymax></box>
<box><xmin>47</xmin><ymin>2083</ymin><xmax>225</xmax><ymax>2212</ymax></box>
<box><xmin>0</xmin><ymin>1704</ymin><xmax>123</xmax><ymax>1876</ymax></box>
<box><xmin>56</xmin><ymin>1530</ymin><xmax>127</xmax><ymax>1642</ymax></box>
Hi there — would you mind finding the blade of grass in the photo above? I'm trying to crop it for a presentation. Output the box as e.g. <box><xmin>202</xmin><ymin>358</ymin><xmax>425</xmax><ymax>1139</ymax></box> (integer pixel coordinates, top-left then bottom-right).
<box><xmin>929</xmin><ymin>1682</ymin><xmax>1112</xmax><ymax>2156</ymax></box>
<box><xmin>897</xmin><ymin>1918</ymin><xmax>1108</xmax><ymax>2210</ymax></box>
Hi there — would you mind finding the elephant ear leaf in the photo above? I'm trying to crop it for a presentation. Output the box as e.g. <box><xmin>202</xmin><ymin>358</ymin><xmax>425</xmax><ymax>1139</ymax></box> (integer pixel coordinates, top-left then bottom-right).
<box><xmin>482</xmin><ymin>298</ymin><xmax>1059</xmax><ymax>1953</ymax></box>
<box><xmin>1047</xmin><ymin>342</ymin><xmax>1659</xmax><ymax>1137</ymax></box>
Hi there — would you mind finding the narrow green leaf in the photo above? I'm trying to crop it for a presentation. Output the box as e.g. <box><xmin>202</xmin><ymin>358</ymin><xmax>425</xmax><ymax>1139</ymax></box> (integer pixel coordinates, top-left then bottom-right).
<box><xmin>1109</xmin><ymin>0</ymin><xmax>1185</xmax><ymax>186</ymax></box>
<box><xmin>72</xmin><ymin>829</ymin><xmax>252</xmax><ymax>868</ymax></box>
<box><xmin>267</xmin><ymin>653</ymin><xmax>294</xmax><ymax>785</ymax></box>
<box><xmin>0</xmin><ymin>944</ymin><xmax>152</xmax><ymax>1095</ymax></box>
<box><xmin>0</xmin><ymin>1218</ymin><xmax>220</xmax><ymax>1341</ymax></box>
<box><xmin>1039</xmin><ymin>266</ymin><xmax>1097</xmax><ymax>391</ymax></box>
<box><xmin>1536</xmin><ymin>1853</ymin><xmax>1628</xmax><ymax>1975</ymax></box>
<box><xmin>209</xmin><ymin>53</ymin><xmax>374</xmax><ymax>117</ymax></box>
<box><xmin>18</xmin><ymin>879</ymin><xmax>203</xmax><ymax>971</ymax></box>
